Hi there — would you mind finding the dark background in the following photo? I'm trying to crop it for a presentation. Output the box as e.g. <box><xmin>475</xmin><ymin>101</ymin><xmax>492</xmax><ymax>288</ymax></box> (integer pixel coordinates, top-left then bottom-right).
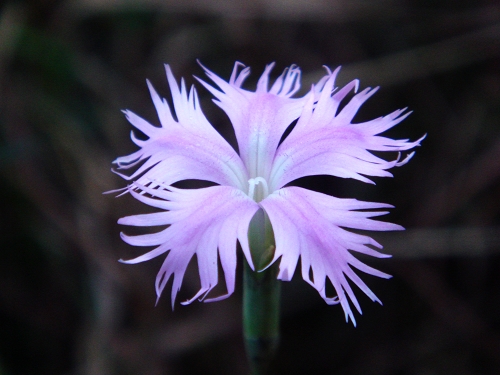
<box><xmin>1</xmin><ymin>0</ymin><xmax>500</xmax><ymax>374</ymax></box>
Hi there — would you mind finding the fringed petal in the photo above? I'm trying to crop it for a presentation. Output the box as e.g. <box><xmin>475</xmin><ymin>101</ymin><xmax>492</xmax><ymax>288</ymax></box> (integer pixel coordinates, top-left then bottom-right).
<box><xmin>260</xmin><ymin>186</ymin><xmax>400</xmax><ymax>326</ymax></box>
<box><xmin>197</xmin><ymin>61</ymin><xmax>308</xmax><ymax>179</ymax></box>
<box><xmin>270</xmin><ymin>68</ymin><xmax>424</xmax><ymax>190</ymax></box>
<box><xmin>119</xmin><ymin>185</ymin><xmax>259</xmax><ymax>308</ymax></box>
<box><xmin>113</xmin><ymin>65</ymin><xmax>248</xmax><ymax>191</ymax></box>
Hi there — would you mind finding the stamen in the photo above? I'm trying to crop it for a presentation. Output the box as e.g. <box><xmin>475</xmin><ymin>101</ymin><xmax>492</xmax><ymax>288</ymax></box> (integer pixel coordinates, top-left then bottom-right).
<box><xmin>247</xmin><ymin>179</ymin><xmax>257</xmax><ymax>200</ymax></box>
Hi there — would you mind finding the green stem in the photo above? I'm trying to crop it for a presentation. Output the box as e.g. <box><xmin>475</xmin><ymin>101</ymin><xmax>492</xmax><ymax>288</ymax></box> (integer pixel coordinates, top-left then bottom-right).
<box><xmin>243</xmin><ymin>209</ymin><xmax>281</xmax><ymax>375</ymax></box>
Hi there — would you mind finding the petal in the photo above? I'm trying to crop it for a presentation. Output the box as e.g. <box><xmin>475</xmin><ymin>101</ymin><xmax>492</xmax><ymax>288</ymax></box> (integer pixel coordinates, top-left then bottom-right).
<box><xmin>119</xmin><ymin>185</ymin><xmax>259</xmax><ymax>308</ymax></box>
<box><xmin>260</xmin><ymin>186</ymin><xmax>400</xmax><ymax>326</ymax></box>
<box><xmin>270</xmin><ymin>69</ymin><xmax>424</xmax><ymax>190</ymax></box>
<box><xmin>197</xmin><ymin>62</ymin><xmax>308</xmax><ymax>179</ymax></box>
<box><xmin>113</xmin><ymin>65</ymin><xmax>248</xmax><ymax>190</ymax></box>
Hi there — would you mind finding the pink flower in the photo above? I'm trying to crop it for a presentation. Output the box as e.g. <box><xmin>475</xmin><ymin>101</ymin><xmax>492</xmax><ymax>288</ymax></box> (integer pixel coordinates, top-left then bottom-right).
<box><xmin>113</xmin><ymin>62</ymin><xmax>423</xmax><ymax>325</ymax></box>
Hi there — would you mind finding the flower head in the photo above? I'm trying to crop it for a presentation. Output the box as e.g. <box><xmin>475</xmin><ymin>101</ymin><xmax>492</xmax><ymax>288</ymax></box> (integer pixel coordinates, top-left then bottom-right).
<box><xmin>113</xmin><ymin>62</ymin><xmax>423</xmax><ymax>325</ymax></box>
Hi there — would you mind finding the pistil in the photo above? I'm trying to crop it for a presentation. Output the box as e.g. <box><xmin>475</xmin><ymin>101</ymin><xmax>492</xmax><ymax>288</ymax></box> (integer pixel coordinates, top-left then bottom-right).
<box><xmin>247</xmin><ymin>177</ymin><xmax>270</xmax><ymax>202</ymax></box>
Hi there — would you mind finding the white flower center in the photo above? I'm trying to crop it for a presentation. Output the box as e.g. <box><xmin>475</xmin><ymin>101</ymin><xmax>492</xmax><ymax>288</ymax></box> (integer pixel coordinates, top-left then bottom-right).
<box><xmin>247</xmin><ymin>177</ymin><xmax>269</xmax><ymax>202</ymax></box>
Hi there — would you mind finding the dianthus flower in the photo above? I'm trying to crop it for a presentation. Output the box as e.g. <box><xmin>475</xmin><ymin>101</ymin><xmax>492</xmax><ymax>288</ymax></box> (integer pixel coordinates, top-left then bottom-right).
<box><xmin>113</xmin><ymin>62</ymin><xmax>422</xmax><ymax>325</ymax></box>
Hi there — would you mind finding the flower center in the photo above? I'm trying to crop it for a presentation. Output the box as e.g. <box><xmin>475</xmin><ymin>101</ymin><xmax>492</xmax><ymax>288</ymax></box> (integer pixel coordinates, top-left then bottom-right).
<box><xmin>247</xmin><ymin>177</ymin><xmax>269</xmax><ymax>202</ymax></box>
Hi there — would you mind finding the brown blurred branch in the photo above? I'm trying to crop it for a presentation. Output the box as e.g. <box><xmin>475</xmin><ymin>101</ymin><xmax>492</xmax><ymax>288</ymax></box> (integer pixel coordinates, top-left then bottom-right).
<box><xmin>373</xmin><ymin>226</ymin><xmax>500</xmax><ymax>258</ymax></box>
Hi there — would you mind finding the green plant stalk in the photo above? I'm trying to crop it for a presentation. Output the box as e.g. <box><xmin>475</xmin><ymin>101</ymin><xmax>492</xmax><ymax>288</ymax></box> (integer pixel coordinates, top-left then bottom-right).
<box><xmin>244</xmin><ymin>208</ymin><xmax>281</xmax><ymax>375</ymax></box>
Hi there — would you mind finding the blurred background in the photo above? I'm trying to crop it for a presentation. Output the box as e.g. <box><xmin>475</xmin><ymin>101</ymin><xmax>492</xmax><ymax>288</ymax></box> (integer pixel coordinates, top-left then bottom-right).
<box><xmin>1</xmin><ymin>0</ymin><xmax>500</xmax><ymax>374</ymax></box>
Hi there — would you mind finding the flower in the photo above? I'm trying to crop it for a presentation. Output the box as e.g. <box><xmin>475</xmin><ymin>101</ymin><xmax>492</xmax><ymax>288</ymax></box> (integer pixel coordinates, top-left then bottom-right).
<box><xmin>113</xmin><ymin>62</ymin><xmax>423</xmax><ymax>325</ymax></box>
